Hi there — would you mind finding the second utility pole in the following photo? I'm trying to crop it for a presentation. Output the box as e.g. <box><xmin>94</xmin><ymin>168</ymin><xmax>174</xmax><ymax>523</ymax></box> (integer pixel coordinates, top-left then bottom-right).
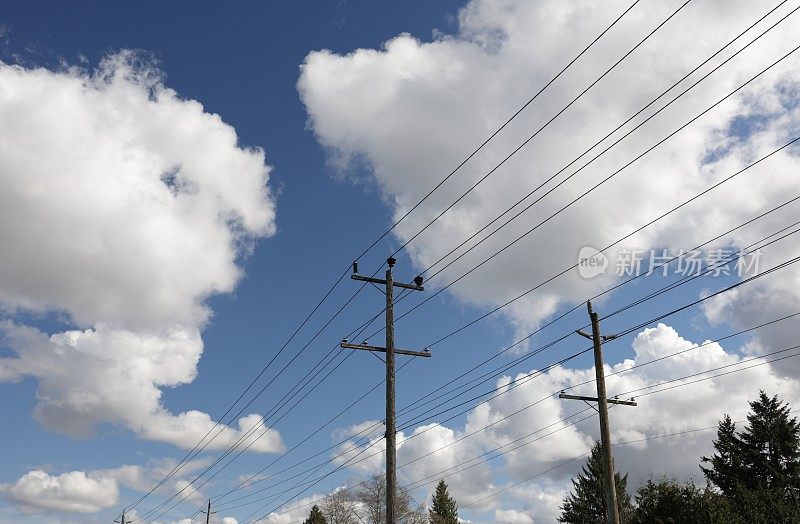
<box><xmin>559</xmin><ymin>300</ymin><xmax>636</xmax><ymax>524</ymax></box>
<box><xmin>588</xmin><ymin>301</ymin><xmax>620</xmax><ymax>524</ymax></box>
<box><xmin>342</xmin><ymin>257</ymin><xmax>429</xmax><ymax>524</ymax></box>
<box><xmin>200</xmin><ymin>498</ymin><xmax>215</xmax><ymax>524</ymax></box>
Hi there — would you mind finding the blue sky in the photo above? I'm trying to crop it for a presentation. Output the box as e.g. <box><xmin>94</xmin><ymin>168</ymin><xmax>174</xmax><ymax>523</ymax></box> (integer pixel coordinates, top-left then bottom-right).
<box><xmin>1</xmin><ymin>1</ymin><xmax>800</xmax><ymax>523</ymax></box>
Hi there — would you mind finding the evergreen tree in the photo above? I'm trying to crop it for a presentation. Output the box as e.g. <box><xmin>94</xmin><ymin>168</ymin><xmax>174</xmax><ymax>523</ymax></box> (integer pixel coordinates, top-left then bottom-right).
<box><xmin>429</xmin><ymin>480</ymin><xmax>458</xmax><ymax>524</ymax></box>
<box><xmin>700</xmin><ymin>415</ymin><xmax>744</xmax><ymax>496</ymax></box>
<box><xmin>700</xmin><ymin>391</ymin><xmax>800</xmax><ymax>522</ymax></box>
<box><xmin>702</xmin><ymin>392</ymin><xmax>800</xmax><ymax>497</ymax></box>
<box><xmin>739</xmin><ymin>391</ymin><xmax>800</xmax><ymax>492</ymax></box>
<box><xmin>304</xmin><ymin>504</ymin><xmax>328</xmax><ymax>524</ymax></box>
<box><xmin>559</xmin><ymin>441</ymin><xmax>633</xmax><ymax>523</ymax></box>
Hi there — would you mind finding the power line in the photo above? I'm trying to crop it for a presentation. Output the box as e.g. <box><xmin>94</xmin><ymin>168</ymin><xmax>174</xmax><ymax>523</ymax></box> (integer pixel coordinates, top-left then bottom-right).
<box><xmin>397</xmin><ymin>312</ymin><xmax>800</xmax><ymax>485</ymax></box>
<box><xmin>129</xmin><ymin>0</ymin><xmax>648</xmax><ymax>511</ymax></box>
<box><xmin>377</xmin><ymin>38</ymin><xmax>800</xmax><ymax>340</ymax></box>
<box><xmin>459</xmin><ymin>400</ymin><xmax>800</xmax><ymax>510</ymax></box>
<box><xmin>355</xmin><ymin>0</ymin><xmax>646</xmax><ymax>264</ymax></box>
<box><xmin>387</xmin><ymin>0</ymin><xmax>694</xmax><ymax>259</ymax></box>
<box><xmin>358</xmin><ymin>249</ymin><xmax>800</xmax><ymax>461</ymax></box>
<box><xmin>338</xmin><ymin>3</ymin><xmax>800</xmax><ymax>422</ymax></box>
<box><xmin>130</xmin><ymin>2</ymin><xmax>649</xmax><ymax>512</ymax></box>
<box><xmin>239</xmin><ymin>253</ymin><xmax>800</xmax><ymax>521</ymax></box>
<box><xmin>264</xmin><ymin>367</ymin><xmax>800</xmax><ymax>523</ymax></box>
<box><xmin>211</xmin><ymin>182</ymin><xmax>799</xmax><ymax>514</ymax></box>
<box><xmin>414</xmin><ymin>0</ymin><xmax>794</xmax><ymax>281</ymax></box>
<box><xmin>217</xmin><ymin>184</ymin><xmax>799</xmax><ymax>521</ymax></box>
<box><xmin>396</xmin><ymin>193</ymin><xmax>800</xmax><ymax>423</ymax></box>
<box><xmin>138</xmin><ymin>6</ymin><xmax>788</xmax><ymax>516</ymax></box>
<box><xmin>227</xmin><ymin>1</ymin><xmax>797</xmax><ymax>503</ymax></box>
<box><xmin>134</xmin><ymin>308</ymin><xmax>392</xmax><ymax>523</ymax></box>
<box><xmin>297</xmin><ymin>32</ymin><xmax>800</xmax><ymax>476</ymax></box>
<box><xmin>393</xmin><ymin>196</ymin><xmax>800</xmax><ymax>431</ymax></box>
<box><xmin>230</xmin><ymin>11</ymin><xmax>800</xmax><ymax>518</ymax></box>
<box><xmin>125</xmin><ymin>267</ymin><xmax>352</xmax><ymax>513</ymax></box>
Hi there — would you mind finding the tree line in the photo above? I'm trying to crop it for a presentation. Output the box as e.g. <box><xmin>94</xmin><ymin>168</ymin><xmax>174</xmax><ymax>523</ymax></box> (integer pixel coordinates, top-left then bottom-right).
<box><xmin>560</xmin><ymin>391</ymin><xmax>800</xmax><ymax>523</ymax></box>
<box><xmin>302</xmin><ymin>477</ymin><xmax>458</xmax><ymax>524</ymax></box>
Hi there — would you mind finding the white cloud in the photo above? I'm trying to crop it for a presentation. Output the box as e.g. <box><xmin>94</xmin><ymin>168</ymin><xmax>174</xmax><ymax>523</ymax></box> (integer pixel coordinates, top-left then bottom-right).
<box><xmin>0</xmin><ymin>457</ymin><xmax>243</xmax><ymax>517</ymax></box>
<box><xmin>299</xmin><ymin>0</ymin><xmax>800</xmax><ymax>361</ymax></box>
<box><xmin>0</xmin><ymin>470</ymin><xmax>118</xmax><ymax>513</ymax></box>
<box><xmin>0</xmin><ymin>51</ymin><xmax>281</xmax><ymax>449</ymax></box>
<box><xmin>144</xmin><ymin>412</ymin><xmax>284</xmax><ymax>454</ymax></box>
<box><xmin>494</xmin><ymin>508</ymin><xmax>533</xmax><ymax>524</ymax></box>
<box><xmin>95</xmin><ymin>457</ymin><xmax>213</xmax><ymax>496</ymax></box>
<box><xmin>253</xmin><ymin>492</ymin><xmax>324</xmax><ymax>524</ymax></box>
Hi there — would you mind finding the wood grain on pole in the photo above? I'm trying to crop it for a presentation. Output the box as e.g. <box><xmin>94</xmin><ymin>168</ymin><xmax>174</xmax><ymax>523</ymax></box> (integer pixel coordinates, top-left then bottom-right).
<box><xmin>385</xmin><ymin>264</ymin><xmax>396</xmax><ymax>524</ymax></box>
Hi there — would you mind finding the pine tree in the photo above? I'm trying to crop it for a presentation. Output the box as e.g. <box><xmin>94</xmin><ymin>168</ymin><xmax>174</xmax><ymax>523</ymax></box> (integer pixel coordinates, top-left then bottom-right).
<box><xmin>559</xmin><ymin>441</ymin><xmax>633</xmax><ymax>523</ymax></box>
<box><xmin>702</xmin><ymin>392</ymin><xmax>800</xmax><ymax>497</ymax></box>
<box><xmin>700</xmin><ymin>415</ymin><xmax>744</xmax><ymax>496</ymax></box>
<box><xmin>429</xmin><ymin>479</ymin><xmax>458</xmax><ymax>524</ymax></box>
<box><xmin>700</xmin><ymin>391</ymin><xmax>800</xmax><ymax>522</ymax></box>
<box><xmin>304</xmin><ymin>504</ymin><xmax>328</xmax><ymax>524</ymax></box>
<box><xmin>739</xmin><ymin>391</ymin><xmax>800</xmax><ymax>492</ymax></box>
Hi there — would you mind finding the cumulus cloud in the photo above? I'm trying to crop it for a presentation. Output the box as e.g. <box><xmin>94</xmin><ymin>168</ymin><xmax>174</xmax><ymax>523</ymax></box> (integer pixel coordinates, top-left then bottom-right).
<box><xmin>0</xmin><ymin>52</ymin><xmax>281</xmax><ymax>449</ymax></box>
<box><xmin>494</xmin><ymin>508</ymin><xmax>534</xmax><ymax>524</ymax></box>
<box><xmin>94</xmin><ymin>457</ymin><xmax>213</xmax><ymax>495</ymax></box>
<box><xmin>253</xmin><ymin>492</ymin><xmax>324</xmax><ymax>524</ymax></box>
<box><xmin>299</xmin><ymin>0</ymin><xmax>800</xmax><ymax>357</ymax></box>
<box><xmin>0</xmin><ymin>457</ymin><xmax>242</xmax><ymax>517</ymax></box>
<box><xmin>0</xmin><ymin>470</ymin><xmax>118</xmax><ymax>513</ymax></box>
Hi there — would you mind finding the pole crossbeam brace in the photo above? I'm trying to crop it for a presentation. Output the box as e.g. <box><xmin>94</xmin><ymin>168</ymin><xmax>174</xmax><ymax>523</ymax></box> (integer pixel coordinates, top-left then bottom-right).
<box><xmin>352</xmin><ymin>273</ymin><xmax>424</xmax><ymax>291</ymax></box>
<box><xmin>558</xmin><ymin>393</ymin><xmax>637</xmax><ymax>406</ymax></box>
<box><xmin>340</xmin><ymin>342</ymin><xmax>431</xmax><ymax>358</ymax></box>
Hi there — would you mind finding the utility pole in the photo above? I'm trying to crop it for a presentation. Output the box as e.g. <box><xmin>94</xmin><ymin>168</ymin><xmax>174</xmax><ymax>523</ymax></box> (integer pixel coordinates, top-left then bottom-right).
<box><xmin>200</xmin><ymin>498</ymin><xmax>216</xmax><ymax>524</ymax></box>
<box><xmin>114</xmin><ymin>510</ymin><xmax>126</xmax><ymax>524</ymax></box>
<box><xmin>342</xmin><ymin>257</ymin><xmax>430</xmax><ymax>524</ymax></box>
<box><xmin>559</xmin><ymin>300</ymin><xmax>636</xmax><ymax>524</ymax></box>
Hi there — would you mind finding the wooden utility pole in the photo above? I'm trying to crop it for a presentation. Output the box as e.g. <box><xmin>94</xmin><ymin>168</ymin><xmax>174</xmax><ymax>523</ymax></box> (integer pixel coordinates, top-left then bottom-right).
<box><xmin>200</xmin><ymin>498</ymin><xmax>216</xmax><ymax>524</ymax></box>
<box><xmin>114</xmin><ymin>510</ymin><xmax>126</xmax><ymax>524</ymax></box>
<box><xmin>342</xmin><ymin>257</ymin><xmax>429</xmax><ymax>524</ymax></box>
<box><xmin>559</xmin><ymin>300</ymin><xmax>636</xmax><ymax>524</ymax></box>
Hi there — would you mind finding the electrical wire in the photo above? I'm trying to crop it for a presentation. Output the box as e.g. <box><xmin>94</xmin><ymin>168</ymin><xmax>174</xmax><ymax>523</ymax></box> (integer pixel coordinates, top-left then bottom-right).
<box><xmin>142</xmin><ymin>4</ymin><xmax>798</xmax><ymax>518</ymax></box>
<box><xmin>207</xmin><ymin>160</ymin><xmax>800</xmax><ymax>515</ymax></box>
<box><xmin>240</xmin><ymin>252</ymin><xmax>800</xmax><ymax>521</ymax></box>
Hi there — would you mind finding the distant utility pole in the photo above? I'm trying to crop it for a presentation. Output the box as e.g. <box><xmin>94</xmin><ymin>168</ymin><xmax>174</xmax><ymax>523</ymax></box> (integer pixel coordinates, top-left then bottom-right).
<box><xmin>342</xmin><ymin>257</ymin><xmax>430</xmax><ymax>524</ymax></box>
<box><xmin>114</xmin><ymin>510</ymin><xmax>126</xmax><ymax>524</ymax></box>
<box><xmin>200</xmin><ymin>498</ymin><xmax>216</xmax><ymax>524</ymax></box>
<box><xmin>559</xmin><ymin>300</ymin><xmax>636</xmax><ymax>524</ymax></box>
